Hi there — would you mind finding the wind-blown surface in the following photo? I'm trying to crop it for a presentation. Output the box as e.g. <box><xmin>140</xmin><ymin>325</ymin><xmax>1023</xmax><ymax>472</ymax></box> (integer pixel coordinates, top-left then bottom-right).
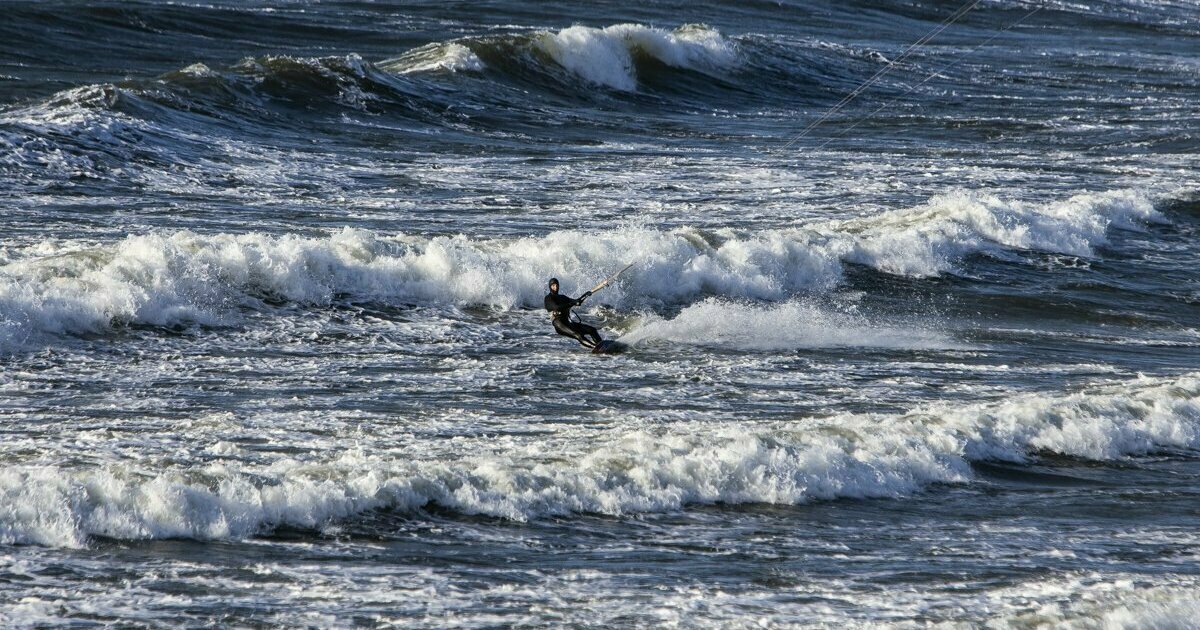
<box><xmin>2</xmin><ymin>0</ymin><xmax>1200</xmax><ymax>626</ymax></box>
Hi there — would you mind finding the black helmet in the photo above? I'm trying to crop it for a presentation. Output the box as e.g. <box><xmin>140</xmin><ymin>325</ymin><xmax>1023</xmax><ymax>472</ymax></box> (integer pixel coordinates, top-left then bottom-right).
<box><xmin>548</xmin><ymin>277</ymin><xmax>559</xmax><ymax>287</ymax></box>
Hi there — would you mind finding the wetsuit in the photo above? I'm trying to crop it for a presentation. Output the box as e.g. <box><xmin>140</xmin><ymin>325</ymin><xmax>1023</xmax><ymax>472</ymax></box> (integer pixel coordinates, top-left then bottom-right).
<box><xmin>544</xmin><ymin>291</ymin><xmax>603</xmax><ymax>348</ymax></box>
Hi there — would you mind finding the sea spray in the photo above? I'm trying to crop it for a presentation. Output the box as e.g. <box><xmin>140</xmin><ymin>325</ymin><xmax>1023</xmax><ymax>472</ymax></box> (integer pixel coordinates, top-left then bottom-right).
<box><xmin>618</xmin><ymin>297</ymin><xmax>964</xmax><ymax>350</ymax></box>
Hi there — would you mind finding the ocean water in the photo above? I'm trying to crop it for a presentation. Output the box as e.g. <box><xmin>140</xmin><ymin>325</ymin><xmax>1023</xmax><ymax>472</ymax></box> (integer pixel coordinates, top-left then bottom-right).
<box><xmin>2</xmin><ymin>0</ymin><xmax>1199</xmax><ymax>626</ymax></box>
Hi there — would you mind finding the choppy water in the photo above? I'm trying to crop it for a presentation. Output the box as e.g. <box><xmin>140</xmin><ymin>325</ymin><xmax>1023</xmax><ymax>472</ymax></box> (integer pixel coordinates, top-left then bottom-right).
<box><xmin>2</xmin><ymin>0</ymin><xmax>1200</xmax><ymax>626</ymax></box>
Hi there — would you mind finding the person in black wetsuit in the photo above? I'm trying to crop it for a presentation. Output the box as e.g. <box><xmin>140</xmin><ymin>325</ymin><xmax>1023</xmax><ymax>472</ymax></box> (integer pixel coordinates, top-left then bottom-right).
<box><xmin>544</xmin><ymin>277</ymin><xmax>603</xmax><ymax>348</ymax></box>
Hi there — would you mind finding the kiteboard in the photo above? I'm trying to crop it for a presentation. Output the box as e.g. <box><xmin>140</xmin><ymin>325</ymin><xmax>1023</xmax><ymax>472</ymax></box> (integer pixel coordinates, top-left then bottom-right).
<box><xmin>591</xmin><ymin>340</ymin><xmax>627</xmax><ymax>355</ymax></box>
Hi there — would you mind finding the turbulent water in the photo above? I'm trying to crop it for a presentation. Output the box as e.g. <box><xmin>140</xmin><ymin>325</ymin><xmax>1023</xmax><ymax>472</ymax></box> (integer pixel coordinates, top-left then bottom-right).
<box><xmin>2</xmin><ymin>0</ymin><xmax>1199</xmax><ymax>626</ymax></box>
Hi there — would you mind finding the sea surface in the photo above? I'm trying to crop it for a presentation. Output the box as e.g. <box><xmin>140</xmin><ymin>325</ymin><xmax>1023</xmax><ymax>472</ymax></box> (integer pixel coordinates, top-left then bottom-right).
<box><xmin>2</xmin><ymin>0</ymin><xmax>1199</xmax><ymax>626</ymax></box>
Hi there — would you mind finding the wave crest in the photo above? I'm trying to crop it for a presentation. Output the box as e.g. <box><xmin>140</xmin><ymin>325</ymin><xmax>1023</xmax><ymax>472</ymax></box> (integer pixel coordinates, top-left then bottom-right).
<box><xmin>2</xmin><ymin>372</ymin><xmax>1197</xmax><ymax>547</ymax></box>
<box><xmin>381</xmin><ymin>42</ymin><xmax>487</xmax><ymax>75</ymax></box>
<box><xmin>0</xmin><ymin>189</ymin><xmax>1167</xmax><ymax>350</ymax></box>
<box><xmin>534</xmin><ymin>23</ymin><xmax>737</xmax><ymax>91</ymax></box>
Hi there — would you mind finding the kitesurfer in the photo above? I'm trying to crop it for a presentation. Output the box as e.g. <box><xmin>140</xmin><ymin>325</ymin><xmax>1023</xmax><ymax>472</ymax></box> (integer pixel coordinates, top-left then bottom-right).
<box><xmin>545</xmin><ymin>277</ymin><xmax>603</xmax><ymax>348</ymax></box>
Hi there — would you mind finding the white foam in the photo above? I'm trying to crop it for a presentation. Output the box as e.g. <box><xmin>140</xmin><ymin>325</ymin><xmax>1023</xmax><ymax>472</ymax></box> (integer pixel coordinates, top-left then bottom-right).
<box><xmin>176</xmin><ymin>62</ymin><xmax>218</xmax><ymax>78</ymax></box>
<box><xmin>382</xmin><ymin>43</ymin><xmax>486</xmax><ymax>75</ymax></box>
<box><xmin>944</xmin><ymin>572</ymin><xmax>1200</xmax><ymax>629</ymax></box>
<box><xmin>0</xmin><ymin>189</ymin><xmax>1167</xmax><ymax>351</ymax></box>
<box><xmin>535</xmin><ymin>24</ymin><xmax>737</xmax><ymax>90</ymax></box>
<box><xmin>839</xmin><ymin>188</ymin><xmax>1162</xmax><ymax>277</ymax></box>
<box><xmin>620</xmin><ymin>298</ymin><xmax>963</xmax><ymax>350</ymax></box>
<box><xmin>0</xmin><ymin>225</ymin><xmax>838</xmax><ymax>351</ymax></box>
<box><xmin>0</xmin><ymin>425</ymin><xmax>965</xmax><ymax>548</ymax></box>
<box><xmin>1096</xmin><ymin>597</ymin><xmax>1200</xmax><ymax>630</ymax></box>
<box><xmin>1</xmin><ymin>372</ymin><xmax>1197</xmax><ymax>548</ymax></box>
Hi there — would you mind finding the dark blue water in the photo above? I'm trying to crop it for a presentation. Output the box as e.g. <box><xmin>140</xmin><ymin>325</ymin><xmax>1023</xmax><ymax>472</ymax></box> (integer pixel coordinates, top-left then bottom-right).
<box><xmin>2</xmin><ymin>0</ymin><xmax>1200</xmax><ymax>625</ymax></box>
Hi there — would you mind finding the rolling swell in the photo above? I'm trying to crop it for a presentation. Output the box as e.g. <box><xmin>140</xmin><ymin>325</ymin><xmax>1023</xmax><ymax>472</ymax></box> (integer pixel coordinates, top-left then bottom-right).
<box><xmin>0</xmin><ymin>54</ymin><xmax>476</xmax><ymax>189</ymax></box>
<box><xmin>14</xmin><ymin>7</ymin><xmax>1191</xmax><ymax>198</ymax></box>
<box><xmin>0</xmin><ymin>188</ymin><xmax>1167</xmax><ymax>351</ymax></box>
<box><xmin>0</xmin><ymin>19</ymin><xmax>914</xmax><ymax>190</ymax></box>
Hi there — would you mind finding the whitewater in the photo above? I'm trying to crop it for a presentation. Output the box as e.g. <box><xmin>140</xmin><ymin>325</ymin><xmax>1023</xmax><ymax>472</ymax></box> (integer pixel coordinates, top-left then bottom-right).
<box><xmin>0</xmin><ymin>189</ymin><xmax>1166</xmax><ymax>351</ymax></box>
<box><xmin>3</xmin><ymin>1</ymin><xmax>1200</xmax><ymax>627</ymax></box>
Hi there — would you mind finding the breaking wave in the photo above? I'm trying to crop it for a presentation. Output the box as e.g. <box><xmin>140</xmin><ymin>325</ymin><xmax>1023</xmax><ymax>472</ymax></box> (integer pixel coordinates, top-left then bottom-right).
<box><xmin>384</xmin><ymin>42</ymin><xmax>487</xmax><ymax>75</ymax></box>
<box><xmin>0</xmin><ymin>188</ymin><xmax>1165</xmax><ymax>350</ymax></box>
<box><xmin>2</xmin><ymin>372</ymin><xmax>1197</xmax><ymax>548</ymax></box>
<box><xmin>0</xmin><ymin>24</ymin><xmax>741</xmax><ymax>188</ymax></box>
<box><xmin>382</xmin><ymin>23</ymin><xmax>737</xmax><ymax>91</ymax></box>
<box><xmin>531</xmin><ymin>23</ymin><xmax>737</xmax><ymax>91</ymax></box>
